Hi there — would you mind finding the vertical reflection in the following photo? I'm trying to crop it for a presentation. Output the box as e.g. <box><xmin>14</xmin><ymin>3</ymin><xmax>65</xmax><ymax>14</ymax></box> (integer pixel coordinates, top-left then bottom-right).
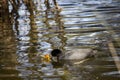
<box><xmin>54</xmin><ymin>10</ymin><xmax>67</xmax><ymax>51</ymax></box>
<box><xmin>37</xmin><ymin>1</ymin><xmax>68</xmax><ymax>80</ymax></box>
<box><xmin>24</xmin><ymin>0</ymin><xmax>38</xmax><ymax>60</ymax></box>
<box><xmin>0</xmin><ymin>0</ymin><xmax>20</xmax><ymax>79</ymax></box>
<box><xmin>0</xmin><ymin>0</ymin><xmax>17</xmax><ymax>67</ymax></box>
<box><xmin>15</xmin><ymin>1</ymin><xmax>40</xmax><ymax>79</ymax></box>
<box><xmin>42</xmin><ymin>4</ymin><xmax>66</xmax><ymax>51</ymax></box>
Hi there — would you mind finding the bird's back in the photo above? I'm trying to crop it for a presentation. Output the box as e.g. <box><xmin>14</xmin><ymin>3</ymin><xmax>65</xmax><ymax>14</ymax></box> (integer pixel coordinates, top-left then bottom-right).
<box><xmin>63</xmin><ymin>49</ymin><xmax>94</xmax><ymax>60</ymax></box>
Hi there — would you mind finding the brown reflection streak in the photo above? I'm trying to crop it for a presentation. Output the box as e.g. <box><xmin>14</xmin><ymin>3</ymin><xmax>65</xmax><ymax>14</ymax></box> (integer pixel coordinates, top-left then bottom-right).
<box><xmin>0</xmin><ymin>0</ymin><xmax>17</xmax><ymax>66</ymax></box>
<box><xmin>23</xmin><ymin>0</ymin><xmax>38</xmax><ymax>62</ymax></box>
<box><xmin>10</xmin><ymin>0</ymin><xmax>20</xmax><ymax>36</ymax></box>
<box><xmin>43</xmin><ymin>0</ymin><xmax>66</xmax><ymax>51</ymax></box>
<box><xmin>9</xmin><ymin>0</ymin><xmax>20</xmax><ymax>12</ymax></box>
<box><xmin>54</xmin><ymin>10</ymin><xmax>67</xmax><ymax>50</ymax></box>
<box><xmin>44</xmin><ymin>0</ymin><xmax>59</xmax><ymax>9</ymax></box>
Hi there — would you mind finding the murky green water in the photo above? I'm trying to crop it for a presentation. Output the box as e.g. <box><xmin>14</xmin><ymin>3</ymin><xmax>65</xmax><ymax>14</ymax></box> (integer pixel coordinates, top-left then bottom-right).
<box><xmin>0</xmin><ymin>0</ymin><xmax>120</xmax><ymax>80</ymax></box>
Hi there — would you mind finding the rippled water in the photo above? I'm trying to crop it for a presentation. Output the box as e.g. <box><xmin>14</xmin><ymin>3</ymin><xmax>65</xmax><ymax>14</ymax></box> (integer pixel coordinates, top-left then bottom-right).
<box><xmin>0</xmin><ymin>0</ymin><xmax>120</xmax><ymax>80</ymax></box>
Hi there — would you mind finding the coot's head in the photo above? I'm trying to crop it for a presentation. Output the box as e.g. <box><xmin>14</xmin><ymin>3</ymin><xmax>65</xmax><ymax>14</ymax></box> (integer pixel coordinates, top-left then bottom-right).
<box><xmin>51</xmin><ymin>49</ymin><xmax>62</xmax><ymax>57</ymax></box>
<box><xmin>51</xmin><ymin>49</ymin><xmax>62</xmax><ymax>62</ymax></box>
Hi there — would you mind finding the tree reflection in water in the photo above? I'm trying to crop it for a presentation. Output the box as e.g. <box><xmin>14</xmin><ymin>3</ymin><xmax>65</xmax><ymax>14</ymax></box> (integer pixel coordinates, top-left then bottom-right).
<box><xmin>0</xmin><ymin>0</ymin><xmax>120</xmax><ymax>80</ymax></box>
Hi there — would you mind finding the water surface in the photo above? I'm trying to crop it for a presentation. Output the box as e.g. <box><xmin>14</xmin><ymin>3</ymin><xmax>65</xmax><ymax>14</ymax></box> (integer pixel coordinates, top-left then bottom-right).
<box><xmin>0</xmin><ymin>0</ymin><xmax>120</xmax><ymax>80</ymax></box>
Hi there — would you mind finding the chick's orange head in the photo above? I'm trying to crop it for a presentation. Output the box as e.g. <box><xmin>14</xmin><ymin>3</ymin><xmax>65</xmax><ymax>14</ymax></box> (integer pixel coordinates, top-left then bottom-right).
<box><xmin>43</xmin><ymin>54</ymin><xmax>51</xmax><ymax>61</ymax></box>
